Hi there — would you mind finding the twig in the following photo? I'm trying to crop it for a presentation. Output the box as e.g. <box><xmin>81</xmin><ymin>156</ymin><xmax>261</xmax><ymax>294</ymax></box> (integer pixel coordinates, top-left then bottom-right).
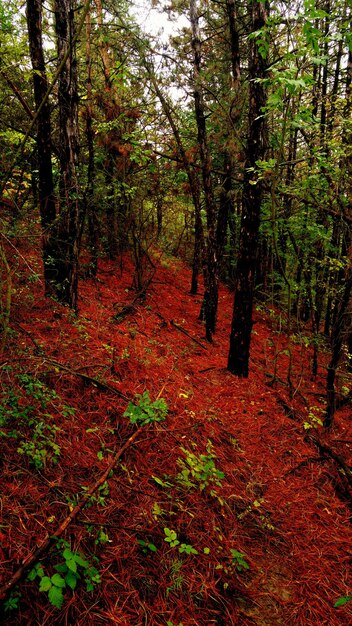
<box><xmin>39</xmin><ymin>357</ymin><xmax>130</xmax><ymax>402</ymax></box>
<box><xmin>0</xmin><ymin>427</ymin><xmax>143</xmax><ymax>601</ymax></box>
<box><xmin>276</xmin><ymin>397</ymin><xmax>301</xmax><ymax>422</ymax></box>
<box><xmin>11</xmin><ymin>322</ymin><xmax>44</xmax><ymax>355</ymax></box>
<box><xmin>170</xmin><ymin>320</ymin><xmax>207</xmax><ymax>350</ymax></box>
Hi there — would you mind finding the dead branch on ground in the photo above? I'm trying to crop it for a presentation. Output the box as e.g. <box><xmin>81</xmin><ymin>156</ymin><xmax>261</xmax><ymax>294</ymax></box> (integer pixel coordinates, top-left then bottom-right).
<box><xmin>0</xmin><ymin>427</ymin><xmax>143</xmax><ymax>601</ymax></box>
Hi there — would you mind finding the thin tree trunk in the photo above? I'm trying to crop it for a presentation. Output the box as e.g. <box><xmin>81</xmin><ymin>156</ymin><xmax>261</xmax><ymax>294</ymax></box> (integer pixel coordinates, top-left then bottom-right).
<box><xmin>190</xmin><ymin>0</ymin><xmax>218</xmax><ymax>341</ymax></box>
<box><xmin>325</xmin><ymin>39</ymin><xmax>352</xmax><ymax>425</ymax></box>
<box><xmin>54</xmin><ymin>0</ymin><xmax>81</xmax><ymax>310</ymax></box>
<box><xmin>84</xmin><ymin>9</ymin><xmax>98</xmax><ymax>277</ymax></box>
<box><xmin>26</xmin><ymin>0</ymin><xmax>57</xmax><ymax>294</ymax></box>
<box><xmin>227</xmin><ymin>0</ymin><xmax>269</xmax><ymax>377</ymax></box>
<box><xmin>216</xmin><ymin>153</ymin><xmax>232</xmax><ymax>274</ymax></box>
<box><xmin>325</xmin><ymin>268</ymin><xmax>352</xmax><ymax>427</ymax></box>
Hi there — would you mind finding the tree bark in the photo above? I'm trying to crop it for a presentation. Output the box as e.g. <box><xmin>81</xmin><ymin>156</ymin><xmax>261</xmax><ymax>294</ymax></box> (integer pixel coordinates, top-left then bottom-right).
<box><xmin>190</xmin><ymin>0</ymin><xmax>218</xmax><ymax>341</ymax></box>
<box><xmin>227</xmin><ymin>0</ymin><xmax>269</xmax><ymax>376</ymax></box>
<box><xmin>84</xmin><ymin>9</ymin><xmax>98</xmax><ymax>277</ymax></box>
<box><xmin>54</xmin><ymin>0</ymin><xmax>81</xmax><ymax>310</ymax></box>
<box><xmin>26</xmin><ymin>0</ymin><xmax>57</xmax><ymax>293</ymax></box>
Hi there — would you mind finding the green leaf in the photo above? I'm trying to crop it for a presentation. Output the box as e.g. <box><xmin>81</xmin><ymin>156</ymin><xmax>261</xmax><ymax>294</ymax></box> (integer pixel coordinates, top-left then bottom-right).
<box><xmin>73</xmin><ymin>554</ymin><xmax>89</xmax><ymax>568</ymax></box>
<box><xmin>179</xmin><ymin>543</ymin><xmax>198</xmax><ymax>554</ymax></box>
<box><xmin>28</xmin><ymin>563</ymin><xmax>44</xmax><ymax>581</ymax></box>
<box><xmin>54</xmin><ymin>563</ymin><xmax>68</xmax><ymax>573</ymax></box>
<box><xmin>48</xmin><ymin>585</ymin><xmax>64</xmax><ymax>609</ymax></box>
<box><xmin>66</xmin><ymin>558</ymin><xmax>77</xmax><ymax>573</ymax></box>
<box><xmin>51</xmin><ymin>573</ymin><xmax>66</xmax><ymax>588</ymax></box>
<box><xmin>39</xmin><ymin>576</ymin><xmax>52</xmax><ymax>592</ymax></box>
<box><xmin>65</xmin><ymin>571</ymin><xmax>78</xmax><ymax>590</ymax></box>
<box><xmin>147</xmin><ymin>542</ymin><xmax>157</xmax><ymax>552</ymax></box>
<box><xmin>334</xmin><ymin>595</ymin><xmax>352</xmax><ymax>608</ymax></box>
<box><xmin>152</xmin><ymin>475</ymin><xmax>172</xmax><ymax>488</ymax></box>
<box><xmin>63</xmin><ymin>548</ymin><xmax>74</xmax><ymax>561</ymax></box>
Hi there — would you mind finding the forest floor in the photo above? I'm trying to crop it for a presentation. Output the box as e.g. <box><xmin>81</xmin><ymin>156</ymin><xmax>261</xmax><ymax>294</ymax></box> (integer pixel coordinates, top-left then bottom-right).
<box><xmin>0</xmin><ymin>242</ymin><xmax>351</xmax><ymax>626</ymax></box>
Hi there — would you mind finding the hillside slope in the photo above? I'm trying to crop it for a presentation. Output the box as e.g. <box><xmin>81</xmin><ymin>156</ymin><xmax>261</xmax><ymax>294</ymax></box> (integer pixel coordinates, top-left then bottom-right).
<box><xmin>0</xmin><ymin>248</ymin><xmax>351</xmax><ymax>625</ymax></box>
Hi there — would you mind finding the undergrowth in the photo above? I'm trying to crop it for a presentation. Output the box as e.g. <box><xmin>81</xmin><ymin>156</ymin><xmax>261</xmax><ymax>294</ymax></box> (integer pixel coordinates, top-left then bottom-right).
<box><xmin>0</xmin><ymin>369</ymin><xmax>75</xmax><ymax>469</ymax></box>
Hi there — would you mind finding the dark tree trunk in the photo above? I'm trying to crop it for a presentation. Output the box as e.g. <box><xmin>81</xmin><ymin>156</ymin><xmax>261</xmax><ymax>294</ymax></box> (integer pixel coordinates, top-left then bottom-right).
<box><xmin>54</xmin><ymin>0</ymin><xmax>81</xmax><ymax>310</ymax></box>
<box><xmin>325</xmin><ymin>268</ymin><xmax>352</xmax><ymax>427</ymax></box>
<box><xmin>325</xmin><ymin>41</ymin><xmax>352</xmax><ymax>426</ymax></box>
<box><xmin>190</xmin><ymin>193</ymin><xmax>204</xmax><ymax>296</ymax></box>
<box><xmin>190</xmin><ymin>0</ymin><xmax>218</xmax><ymax>341</ymax></box>
<box><xmin>84</xmin><ymin>9</ymin><xmax>98</xmax><ymax>277</ymax></box>
<box><xmin>216</xmin><ymin>153</ymin><xmax>232</xmax><ymax>276</ymax></box>
<box><xmin>26</xmin><ymin>0</ymin><xmax>57</xmax><ymax>293</ymax></box>
<box><xmin>227</xmin><ymin>0</ymin><xmax>269</xmax><ymax>377</ymax></box>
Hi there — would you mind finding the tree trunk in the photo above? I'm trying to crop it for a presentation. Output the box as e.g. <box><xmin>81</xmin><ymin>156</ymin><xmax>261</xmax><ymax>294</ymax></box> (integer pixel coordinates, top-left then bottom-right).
<box><xmin>190</xmin><ymin>0</ymin><xmax>218</xmax><ymax>341</ymax></box>
<box><xmin>216</xmin><ymin>152</ymin><xmax>232</xmax><ymax>277</ymax></box>
<box><xmin>26</xmin><ymin>0</ymin><xmax>57</xmax><ymax>293</ymax></box>
<box><xmin>325</xmin><ymin>268</ymin><xmax>352</xmax><ymax>427</ymax></box>
<box><xmin>227</xmin><ymin>0</ymin><xmax>269</xmax><ymax>377</ymax></box>
<box><xmin>84</xmin><ymin>9</ymin><xmax>98</xmax><ymax>277</ymax></box>
<box><xmin>324</xmin><ymin>39</ymin><xmax>352</xmax><ymax>427</ymax></box>
<box><xmin>54</xmin><ymin>0</ymin><xmax>81</xmax><ymax>310</ymax></box>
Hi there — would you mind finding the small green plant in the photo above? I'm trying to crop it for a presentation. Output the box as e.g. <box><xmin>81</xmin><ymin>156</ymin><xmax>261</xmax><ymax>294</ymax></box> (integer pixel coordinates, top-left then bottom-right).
<box><xmin>17</xmin><ymin>421</ymin><xmax>60</xmax><ymax>469</ymax></box>
<box><xmin>152</xmin><ymin>502</ymin><xmax>166</xmax><ymax>518</ymax></box>
<box><xmin>137</xmin><ymin>538</ymin><xmax>158</xmax><ymax>554</ymax></box>
<box><xmin>152</xmin><ymin>475</ymin><xmax>173</xmax><ymax>488</ymax></box>
<box><xmin>334</xmin><ymin>595</ymin><xmax>352</xmax><ymax>607</ymax></box>
<box><xmin>123</xmin><ymin>391</ymin><xmax>168</xmax><ymax>425</ymax></box>
<box><xmin>176</xmin><ymin>440</ymin><xmax>224</xmax><ymax>492</ymax></box>
<box><xmin>164</xmin><ymin>528</ymin><xmax>179</xmax><ymax>548</ymax></box>
<box><xmin>230</xmin><ymin>549</ymin><xmax>250</xmax><ymax>572</ymax></box>
<box><xmin>95</xmin><ymin>529</ymin><xmax>111</xmax><ymax>545</ymax></box>
<box><xmin>164</xmin><ymin>528</ymin><xmax>198</xmax><ymax>555</ymax></box>
<box><xmin>81</xmin><ymin>481</ymin><xmax>109</xmax><ymax>507</ymax></box>
<box><xmin>167</xmin><ymin>621</ymin><xmax>184</xmax><ymax>626</ymax></box>
<box><xmin>304</xmin><ymin>405</ymin><xmax>324</xmax><ymax>430</ymax></box>
<box><xmin>0</xmin><ymin>374</ymin><xmax>66</xmax><ymax>469</ymax></box>
<box><xmin>3</xmin><ymin>591</ymin><xmax>21</xmax><ymax>612</ymax></box>
<box><xmin>28</xmin><ymin>544</ymin><xmax>101</xmax><ymax>609</ymax></box>
<box><xmin>215</xmin><ymin>548</ymin><xmax>250</xmax><ymax>580</ymax></box>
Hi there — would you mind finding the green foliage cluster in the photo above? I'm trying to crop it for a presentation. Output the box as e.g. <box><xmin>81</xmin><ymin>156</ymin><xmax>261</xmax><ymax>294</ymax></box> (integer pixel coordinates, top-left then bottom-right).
<box><xmin>176</xmin><ymin>440</ymin><xmax>225</xmax><ymax>492</ymax></box>
<box><xmin>81</xmin><ymin>480</ymin><xmax>110</xmax><ymax>507</ymax></box>
<box><xmin>123</xmin><ymin>391</ymin><xmax>168</xmax><ymax>425</ymax></box>
<box><xmin>0</xmin><ymin>372</ymin><xmax>74</xmax><ymax>469</ymax></box>
<box><xmin>28</xmin><ymin>542</ymin><xmax>101</xmax><ymax>609</ymax></box>
<box><xmin>164</xmin><ymin>528</ymin><xmax>198</xmax><ymax>555</ymax></box>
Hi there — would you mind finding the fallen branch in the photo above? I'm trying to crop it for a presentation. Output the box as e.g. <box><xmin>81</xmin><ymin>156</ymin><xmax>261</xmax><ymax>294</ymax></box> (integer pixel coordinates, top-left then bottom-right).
<box><xmin>112</xmin><ymin>275</ymin><xmax>155</xmax><ymax>324</ymax></box>
<box><xmin>0</xmin><ymin>426</ymin><xmax>143</xmax><ymax>601</ymax></box>
<box><xmin>39</xmin><ymin>357</ymin><xmax>130</xmax><ymax>402</ymax></box>
<box><xmin>170</xmin><ymin>320</ymin><xmax>207</xmax><ymax>350</ymax></box>
<box><xmin>306</xmin><ymin>434</ymin><xmax>352</xmax><ymax>490</ymax></box>
<box><xmin>11</xmin><ymin>322</ymin><xmax>44</xmax><ymax>355</ymax></box>
<box><xmin>276</xmin><ymin>397</ymin><xmax>301</xmax><ymax>422</ymax></box>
